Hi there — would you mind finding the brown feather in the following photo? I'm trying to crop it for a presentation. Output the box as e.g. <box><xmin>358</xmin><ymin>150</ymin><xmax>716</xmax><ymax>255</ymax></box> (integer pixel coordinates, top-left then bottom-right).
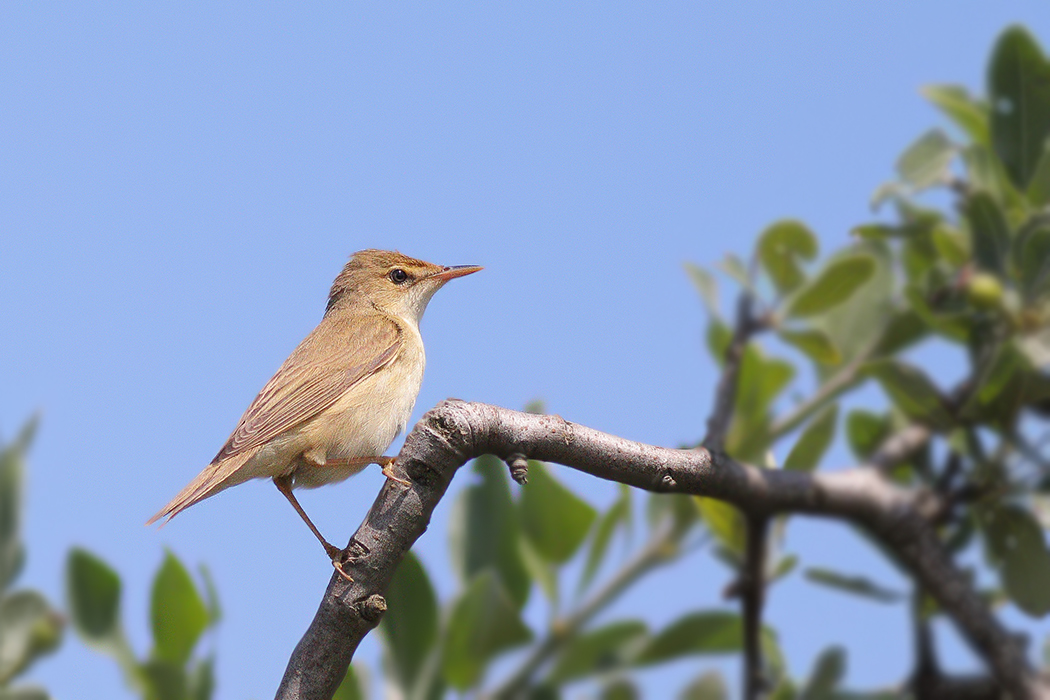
<box><xmin>146</xmin><ymin>311</ymin><xmax>404</xmax><ymax>525</ymax></box>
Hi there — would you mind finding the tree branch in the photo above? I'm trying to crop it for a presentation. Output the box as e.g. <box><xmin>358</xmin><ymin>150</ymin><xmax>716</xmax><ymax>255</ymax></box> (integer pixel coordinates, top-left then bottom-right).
<box><xmin>704</xmin><ymin>293</ymin><xmax>759</xmax><ymax>452</ymax></box>
<box><xmin>742</xmin><ymin>515</ymin><xmax>769</xmax><ymax>700</ymax></box>
<box><xmin>275</xmin><ymin>401</ymin><xmax>1045</xmax><ymax>700</ymax></box>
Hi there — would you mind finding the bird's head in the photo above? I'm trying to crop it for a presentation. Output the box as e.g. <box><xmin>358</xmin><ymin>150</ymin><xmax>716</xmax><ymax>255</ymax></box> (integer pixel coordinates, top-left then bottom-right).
<box><xmin>326</xmin><ymin>249</ymin><xmax>482</xmax><ymax>324</ymax></box>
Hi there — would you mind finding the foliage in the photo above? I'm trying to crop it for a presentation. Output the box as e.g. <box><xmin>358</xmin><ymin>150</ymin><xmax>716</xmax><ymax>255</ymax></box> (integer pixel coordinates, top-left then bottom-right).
<box><xmin>0</xmin><ymin>420</ymin><xmax>63</xmax><ymax>700</ymax></box>
<box><xmin>66</xmin><ymin>547</ymin><xmax>219</xmax><ymax>700</ymax></box>
<box><xmin>334</xmin><ymin>23</ymin><xmax>1050</xmax><ymax>699</ymax></box>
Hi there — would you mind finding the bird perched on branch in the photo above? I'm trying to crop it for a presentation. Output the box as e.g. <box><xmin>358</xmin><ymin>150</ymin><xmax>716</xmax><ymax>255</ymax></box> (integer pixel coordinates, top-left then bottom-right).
<box><xmin>147</xmin><ymin>249</ymin><xmax>482</xmax><ymax>577</ymax></box>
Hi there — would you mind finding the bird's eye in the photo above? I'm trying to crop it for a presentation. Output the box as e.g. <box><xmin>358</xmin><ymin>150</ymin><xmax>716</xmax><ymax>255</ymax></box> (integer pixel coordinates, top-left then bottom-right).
<box><xmin>389</xmin><ymin>268</ymin><xmax>410</xmax><ymax>284</ymax></box>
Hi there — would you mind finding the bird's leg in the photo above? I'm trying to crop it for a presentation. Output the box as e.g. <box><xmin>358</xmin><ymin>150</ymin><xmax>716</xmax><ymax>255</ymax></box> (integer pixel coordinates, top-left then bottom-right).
<box><xmin>311</xmin><ymin>454</ymin><xmax>411</xmax><ymax>487</ymax></box>
<box><xmin>272</xmin><ymin>475</ymin><xmax>353</xmax><ymax>581</ymax></box>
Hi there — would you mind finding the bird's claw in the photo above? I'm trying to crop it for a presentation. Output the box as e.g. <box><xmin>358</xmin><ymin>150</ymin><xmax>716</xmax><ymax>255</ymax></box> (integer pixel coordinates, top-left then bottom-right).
<box><xmin>324</xmin><ymin>543</ymin><xmax>355</xmax><ymax>581</ymax></box>
<box><xmin>332</xmin><ymin>557</ymin><xmax>354</xmax><ymax>582</ymax></box>
<box><xmin>381</xmin><ymin>460</ymin><xmax>411</xmax><ymax>487</ymax></box>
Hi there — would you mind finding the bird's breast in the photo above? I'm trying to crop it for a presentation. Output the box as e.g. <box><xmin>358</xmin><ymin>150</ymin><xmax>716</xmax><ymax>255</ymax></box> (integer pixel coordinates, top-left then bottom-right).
<box><xmin>293</xmin><ymin>328</ymin><xmax>426</xmax><ymax>487</ymax></box>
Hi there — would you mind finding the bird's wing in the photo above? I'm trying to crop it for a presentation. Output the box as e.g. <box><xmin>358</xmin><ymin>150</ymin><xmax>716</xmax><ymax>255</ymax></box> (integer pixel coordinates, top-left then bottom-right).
<box><xmin>212</xmin><ymin>313</ymin><xmax>404</xmax><ymax>463</ymax></box>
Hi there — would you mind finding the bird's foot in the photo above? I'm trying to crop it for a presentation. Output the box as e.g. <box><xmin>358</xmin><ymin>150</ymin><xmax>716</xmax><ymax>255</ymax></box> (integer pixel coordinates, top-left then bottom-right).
<box><xmin>332</xmin><ymin>557</ymin><xmax>354</xmax><ymax>582</ymax></box>
<box><xmin>326</xmin><ymin>537</ymin><xmax>372</xmax><ymax>582</ymax></box>
<box><xmin>380</xmin><ymin>457</ymin><xmax>411</xmax><ymax>487</ymax></box>
<box><xmin>324</xmin><ymin>542</ymin><xmax>354</xmax><ymax>582</ymax></box>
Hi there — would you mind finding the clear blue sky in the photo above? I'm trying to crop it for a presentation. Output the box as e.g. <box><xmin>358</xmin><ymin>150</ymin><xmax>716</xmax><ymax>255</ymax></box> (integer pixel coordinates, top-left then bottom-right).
<box><xmin>3</xmin><ymin>3</ymin><xmax>1048</xmax><ymax>698</ymax></box>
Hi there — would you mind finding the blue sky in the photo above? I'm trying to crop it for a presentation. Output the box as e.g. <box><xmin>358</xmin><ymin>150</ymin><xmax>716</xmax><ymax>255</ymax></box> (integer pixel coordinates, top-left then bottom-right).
<box><xmin>3</xmin><ymin>3</ymin><xmax>1049</xmax><ymax>698</ymax></box>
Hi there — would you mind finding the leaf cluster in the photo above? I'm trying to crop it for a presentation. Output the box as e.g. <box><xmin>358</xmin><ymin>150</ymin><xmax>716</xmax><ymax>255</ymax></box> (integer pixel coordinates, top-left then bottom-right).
<box><xmin>0</xmin><ymin>420</ymin><xmax>63</xmax><ymax>700</ymax></box>
<box><xmin>682</xmin><ymin>23</ymin><xmax>1050</xmax><ymax>693</ymax></box>
<box><xmin>66</xmin><ymin>547</ymin><xmax>219</xmax><ymax>700</ymax></box>
<box><xmin>338</xmin><ymin>24</ymin><xmax>1050</xmax><ymax>700</ymax></box>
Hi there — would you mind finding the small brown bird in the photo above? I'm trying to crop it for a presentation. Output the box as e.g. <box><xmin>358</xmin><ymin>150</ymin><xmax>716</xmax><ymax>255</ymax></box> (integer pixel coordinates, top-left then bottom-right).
<box><xmin>148</xmin><ymin>250</ymin><xmax>481</xmax><ymax>576</ymax></box>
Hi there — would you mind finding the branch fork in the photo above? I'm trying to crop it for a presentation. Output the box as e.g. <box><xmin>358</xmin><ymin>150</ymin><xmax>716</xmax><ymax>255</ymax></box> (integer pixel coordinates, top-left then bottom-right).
<box><xmin>274</xmin><ymin>399</ymin><xmax>1045</xmax><ymax>700</ymax></box>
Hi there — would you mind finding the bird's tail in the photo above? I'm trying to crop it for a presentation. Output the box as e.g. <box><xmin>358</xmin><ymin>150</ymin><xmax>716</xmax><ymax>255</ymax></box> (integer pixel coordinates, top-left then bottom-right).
<box><xmin>145</xmin><ymin>454</ymin><xmax>250</xmax><ymax>526</ymax></box>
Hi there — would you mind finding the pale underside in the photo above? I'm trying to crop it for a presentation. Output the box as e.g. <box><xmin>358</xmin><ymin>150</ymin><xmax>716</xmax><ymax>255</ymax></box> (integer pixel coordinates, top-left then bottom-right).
<box><xmin>147</xmin><ymin>309</ymin><xmax>425</xmax><ymax>524</ymax></box>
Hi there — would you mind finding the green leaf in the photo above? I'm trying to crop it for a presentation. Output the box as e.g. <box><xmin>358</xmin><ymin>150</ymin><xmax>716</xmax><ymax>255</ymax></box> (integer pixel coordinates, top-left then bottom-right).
<box><xmin>867</xmin><ymin>360</ymin><xmax>953</xmax><ymax>430</ymax></box>
<box><xmin>0</xmin><ymin>687</ymin><xmax>52</xmax><ymax>700</ymax></box>
<box><xmin>449</xmin><ymin>455</ymin><xmax>531</xmax><ymax>608</ymax></box>
<box><xmin>706</xmin><ymin>319</ymin><xmax>732</xmax><ymax>367</ymax></box>
<box><xmin>141</xmin><ymin>658</ymin><xmax>185</xmax><ymax>700</ymax></box>
<box><xmin>989</xmin><ymin>26</ymin><xmax>1050</xmax><ymax>189</ymax></box>
<box><xmin>963</xmin><ymin>191</ymin><xmax>1011</xmax><ymax>274</ymax></box>
<box><xmin>678</xmin><ymin>671</ymin><xmax>728</xmax><ymax>700</ymax></box>
<box><xmin>0</xmin><ymin>419</ymin><xmax>36</xmax><ymax>591</ymax></box>
<box><xmin>903</xmin><ymin>286</ymin><xmax>970</xmax><ymax>343</ymax></box>
<box><xmin>1028</xmin><ymin>146</ymin><xmax>1050</xmax><ymax>206</ymax></box>
<box><xmin>803</xmin><ymin>568</ymin><xmax>903</xmax><ymax>603</ymax></box>
<box><xmin>442</xmin><ymin>570</ymin><xmax>533</xmax><ymax>690</ymax></box>
<box><xmin>519</xmin><ymin>461</ymin><xmax>597</xmax><ymax>564</ymax></box>
<box><xmin>981</xmin><ymin>505</ymin><xmax>1050</xmax><ymax>617</ymax></box>
<box><xmin>726</xmin><ymin>345</ymin><xmax>796</xmax><ymax>461</ymax></box>
<box><xmin>758</xmin><ymin>220</ymin><xmax>819</xmax><ymax>295</ymax></box>
<box><xmin>921</xmin><ymin>84</ymin><xmax>989</xmax><ymax>145</ymax></box>
<box><xmin>873</xmin><ymin>308</ymin><xmax>929</xmax><ymax>357</ymax></box>
<box><xmin>66</xmin><ymin>548</ymin><xmax>121</xmax><ymax>644</ymax></box>
<box><xmin>1020</xmin><ymin>226</ymin><xmax>1050</xmax><ymax>301</ymax></box>
<box><xmin>519</xmin><ymin>536</ymin><xmax>558</xmax><ymax>606</ymax></box>
<box><xmin>524</xmin><ymin>685</ymin><xmax>560</xmax><ymax>700</ymax></box>
<box><xmin>977</xmin><ymin>344</ymin><xmax>1026</xmax><ymax>406</ymax></box>
<box><xmin>197</xmin><ymin>564</ymin><xmax>221</xmax><ymax>626</ymax></box>
<box><xmin>685</xmin><ymin>263</ymin><xmax>719</xmax><ymax>316</ymax></box>
<box><xmin>778</xmin><ymin>328</ymin><xmax>841</xmax><ymax>365</ymax></box>
<box><xmin>768</xmin><ymin>681</ymin><xmax>799</xmax><ymax>700</ymax></box>
<box><xmin>845</xmin><ymin>410</ymin><xmax>890</xmax><ymax>460</ymax></box>
<box><xmin>818</xmin><ymin>243</ymin><xmax>894</xmax><ymax>362</ymax></box>
<box><xmin>896</xmin><ymin>128</ymin><xmax>955</xmax><ymax>189</ymax></box>
<box><xmin>783</xmin><ymin>404</ymin><xmax>838</xmax><ymax>472</ymax></box>
<box><xmin>332</xmin><ymin>664</ymin><xmax>366</xmax><ymax>700</ymax></box>
<box><xmin>784</xmin><ymin>254</ymin><xmax>877</xmax><ymax>318</ymax></box>
<box><xmin>0</xmin><ymin>591</ymin><xmax>62</xmax><ymax>683</ymax></box>
<box><xmin>695</xmin><ymin>498</ymin><xmax>745</xmax><ymax>562</ymax></box>
<box><xmin>547</xmin><ymin>621</ymin><xmax>648</xmax><ymax>683</ymax></box>
<box><xmin>931</xmin><ymin>225</ymin><xmax>970</xmax><ymax>267</ymax></box>
<box><xmin>798</xmin><ymin>647</ymin><xmax>845</xmax><ymax>700</ymax></box>
<box><xmin>379</xmin><ymin>551</ymin><xmax>438</xmax><ymax>692</ymax></box>
<box><xmin>579</xmin><ymin>487</ymin><xmax>631</xmax><ymax>593</ymax></box>
<box><xmin>633</xmin><ymin>611</ymin><xmax>743</xmax><ymax>665</ymax></box>
<box><xmin>150</xmin><ymin>550</ymin><xmax>209</xmax><ymax>665</ymax></box>
<box><xmin>717</xmin><ymin>254</ymin><xmax>753</xmax><ymax>292</ymax></box>
<box><xmin>188</xmin><ymin>656</ymin><xmax>216</xmax><ymax>700</ymax></box>
<box><xmin>962</xmin><ymin>143</ymin><xmax>1025</xmax><ymax>210</ymax></box>
<box><xmin>850</xmin><ymin>224</ymin><xmax>896</xmax><ymax>241</ymax></box>
<box><xmin>770</xmin><ymin>554</ymin><xmax>798</xmax><ymax>584</ymax></box>
<box><xmin>601</xmin><ymin>679</ymin><xmax>640</xmax><ymax>700</ymax></box>
<box><xmin>645</xmin><ymin>493</ymin><xmax>698</xmax><ymax>538</ymax></box>
<box><xmin>869</xmin><ymin>181</ymin><xmax>906</xmax><ymax>211</ymax></box>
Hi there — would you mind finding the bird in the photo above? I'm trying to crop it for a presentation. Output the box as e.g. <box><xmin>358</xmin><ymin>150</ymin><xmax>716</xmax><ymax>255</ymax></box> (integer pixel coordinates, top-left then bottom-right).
<box><xmin>147</xmin><ymin>249</ymin><xmax>482</xmax><ymax>577</ymax></box>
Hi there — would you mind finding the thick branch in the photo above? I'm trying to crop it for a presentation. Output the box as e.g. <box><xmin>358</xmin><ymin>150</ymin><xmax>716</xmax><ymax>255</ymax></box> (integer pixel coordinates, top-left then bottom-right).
<box><xmin>275</xmin><ymin>401</ymin><xmax>1045</xmax><ymax>700</ymax></box>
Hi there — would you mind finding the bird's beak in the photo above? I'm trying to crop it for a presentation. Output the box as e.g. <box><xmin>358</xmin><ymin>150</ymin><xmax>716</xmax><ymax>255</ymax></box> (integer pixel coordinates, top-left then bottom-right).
<box><xmin>430</xmin><ymin>264</ymin><xmax>483</xmax><ymax>282</ymax></box>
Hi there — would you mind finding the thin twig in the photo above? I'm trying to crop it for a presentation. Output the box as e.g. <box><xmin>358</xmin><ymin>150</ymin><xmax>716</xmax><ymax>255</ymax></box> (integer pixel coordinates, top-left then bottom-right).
<box><xmin>742</xmin><ymin>515</ymin><xmax>769</xmax><ymax>700</ymax></box>
<box><xmin>767</xmin><ymin>344</ymin><xmax>873</xmax><ymax>442</ymax></box>
<box><xmin>705</xmin><ymin>293</ymin><xmax>759</xmax><ymax>452</ymax></box>
<box><xmin>870</xmin><ymin>424</ymin><xmax>933</xmax><ymax>474</ymax></box>
<box><xmin>912</xmin><ymin>589</ymin><xmax>939</xmax><ymax>699</ymax></box>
